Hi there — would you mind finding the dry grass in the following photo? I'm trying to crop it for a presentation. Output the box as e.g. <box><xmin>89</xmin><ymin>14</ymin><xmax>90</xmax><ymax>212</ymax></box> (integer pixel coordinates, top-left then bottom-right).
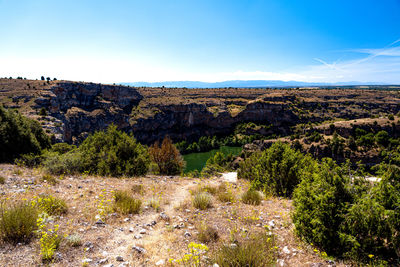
<box><xmin>0</xmin><ymin>164</ymin><xmax>351</xmax><ymax>266</ymax></box>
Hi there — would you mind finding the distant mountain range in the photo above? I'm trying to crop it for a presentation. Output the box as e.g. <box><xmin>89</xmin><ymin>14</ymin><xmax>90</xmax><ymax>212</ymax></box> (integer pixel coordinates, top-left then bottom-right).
<box><xmin>120</xmin><ymin>80</ymin><xmax>390</xmax><ymax>88</ymax></box>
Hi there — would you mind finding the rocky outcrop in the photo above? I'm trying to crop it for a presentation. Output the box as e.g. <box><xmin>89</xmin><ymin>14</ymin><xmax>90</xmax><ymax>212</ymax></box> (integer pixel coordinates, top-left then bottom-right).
<box><xmin>130</xmin><ymin>101</ymin><xmax>299</xmax><ymax>144</ymax></box>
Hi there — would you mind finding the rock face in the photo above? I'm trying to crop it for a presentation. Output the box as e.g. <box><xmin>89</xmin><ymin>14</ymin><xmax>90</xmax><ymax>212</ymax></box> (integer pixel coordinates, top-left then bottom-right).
<box><xmin>32</xmin><ymin>82</ymin><xmax>300</xmax><ymax>144</ymax></box>
<box><xmin>34</xmin><ymin>82</ymin><xmax>143</xmax><ymax>143</ymax></box>
<box><xmin>131</xmin><ymin>101</ymin><xmax>298</xmax><ymax>144</ymax></box>
<box><xmin>5</xmin><ymin>79</ymin><xmax>399</xmax><ymax>145</ymax></box>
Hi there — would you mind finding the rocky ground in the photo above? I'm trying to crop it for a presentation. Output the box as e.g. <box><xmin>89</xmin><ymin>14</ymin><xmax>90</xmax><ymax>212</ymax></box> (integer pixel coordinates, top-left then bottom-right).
<box><xmin>0</xmin><ymin>164</ymin><xmax>348</xmax><ymax>267</ymax></box>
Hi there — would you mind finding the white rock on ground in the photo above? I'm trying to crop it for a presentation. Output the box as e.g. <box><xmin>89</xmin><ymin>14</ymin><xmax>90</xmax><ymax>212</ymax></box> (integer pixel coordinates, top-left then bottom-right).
<box><xmin>221</xmin><ymin>172</ymin><xmax>238</xmax><ymax>183</ymax></box>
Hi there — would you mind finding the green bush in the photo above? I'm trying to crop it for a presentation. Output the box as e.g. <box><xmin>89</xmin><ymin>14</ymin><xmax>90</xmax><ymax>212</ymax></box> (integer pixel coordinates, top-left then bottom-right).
<box><xmin>213</xmin><ymin>232</ymin><xmax>276</xmax><ymax>266</ymax></box>
<box><xmin>113</xmin><ymin>190</ymin><xmax>141</xmax><ymax>214</ymax></box>
<box><xmin>292</xmin><ymin>159</ymin><xmax>356</xmax><ymax>255</ymax></box>
<box><xmin>0</xmin><ymin>176</ymin><xmax>5</xmax><ymax>184</ymax></box>
<box><xmin>42</xmin><ymin>150</ymin><xmax>83</xmax><ymax>175</ymax></box>
<box><xmin>0</xmin><ymin>202</ymin><xmax>38</xmax><ymax>244</ymax></box>
<box><xmin>292</xmin><ymin>159</ymin><xmax>400</xmax><ymax>262</ymax></box>
<box><xmin>238</xmin><ymin>142</ymin><xmax>313</xmax><ymax>197</ymax></box>
<box><xmin>0</xmin><ymin>105</ymin><xmax>50</xmax><ymax>162</ymax></box>
<box><xmin>340</xmin><ymin>166</ymin><xmax>400</xmax><ymax>261</ymax></box>
<box><xmin>43</xmin><ymin>125</ymin><xmax>150</xmax><ymax>177</ymax></box>
<box><xmin>192</xmin><ymin>192</ymin><xmax>212</xmax><ymax>210</ymax></box>
<box><xmin>79</xmin><ymin>125</ymin><xmax>150</xmax><ymax>176</ymax></box>
<box><xmin>241</xmin><ymin>189</ymin><xmax>262</xmax><ymax>205</ymax></box>
<box><xmin>35</xmin><ymin>195</ymin><xmax>68</xmax><ymax>216</ymax></box>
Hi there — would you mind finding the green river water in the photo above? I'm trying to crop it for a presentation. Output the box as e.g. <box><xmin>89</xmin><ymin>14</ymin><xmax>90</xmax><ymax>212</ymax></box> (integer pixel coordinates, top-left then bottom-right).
<box><xmin>183</xmin><ymin>146</ymin><xmax>242</xmax><ymax>173</ymax></box>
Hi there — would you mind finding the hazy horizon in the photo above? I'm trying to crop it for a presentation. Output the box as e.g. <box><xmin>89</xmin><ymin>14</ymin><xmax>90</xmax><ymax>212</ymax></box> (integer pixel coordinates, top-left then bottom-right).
<box><xmin>1</xmin><ymin>0</ymin><xmax>400</xmax><ymax>84</ymax></box>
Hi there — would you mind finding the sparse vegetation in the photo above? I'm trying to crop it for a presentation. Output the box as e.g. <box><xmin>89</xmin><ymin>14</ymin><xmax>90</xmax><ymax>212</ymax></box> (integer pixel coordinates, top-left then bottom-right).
<box><xmin>113</xmin><ymin>190</ymin><xmax>142</xmax><ymax>214</ymax></box>
<box><xmin>213</xmin><ymin>232</ymin><xmax>276</xmax><ymax>266</ymax></box>
<box><xmin>192</xmin><ymin>192</ymin><xmax>212</xmax><ymax>210</ymax></box>
<box><xmin>0</xmin><ymin>202</ymin><xmax>38</xmax><ymax>244</ymax></box>
<box><xmin>33</xmin><ymin>195</ymin><xmax>68</xmax><ymax>216</ymax></box>
<box><xmin>197</xmin><ymin>223</ymin><xmax>219</xmax><ymax>244</ymax></box>
<box><xmin>241</xmin><ymin>188</ymin><xmax>262</xmax><ymax>205</ymax></box>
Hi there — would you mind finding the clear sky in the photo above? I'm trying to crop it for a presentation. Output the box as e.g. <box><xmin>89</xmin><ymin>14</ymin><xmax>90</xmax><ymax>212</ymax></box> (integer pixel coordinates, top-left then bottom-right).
<box><xmin>1</xmin><ymin>0</ymin><xmax>400</xmax><ymax>84</ymax></box>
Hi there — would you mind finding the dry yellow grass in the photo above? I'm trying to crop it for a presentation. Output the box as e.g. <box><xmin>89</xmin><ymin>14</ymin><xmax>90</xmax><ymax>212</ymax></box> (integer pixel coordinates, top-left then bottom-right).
<box><xmin>0</xmin><ymin>164</ymin><xmax>350</xmax><ymax>266</ymax></box>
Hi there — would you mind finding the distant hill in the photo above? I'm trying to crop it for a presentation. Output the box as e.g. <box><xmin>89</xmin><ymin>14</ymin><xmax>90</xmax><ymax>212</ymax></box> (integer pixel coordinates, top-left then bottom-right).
<box><xmin>120</xmin><ymin>80</ymin><xmax>389</xmax><ymax>88</ymax></box>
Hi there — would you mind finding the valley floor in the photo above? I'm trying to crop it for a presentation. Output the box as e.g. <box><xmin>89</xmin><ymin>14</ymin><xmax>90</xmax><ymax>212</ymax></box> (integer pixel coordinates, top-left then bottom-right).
<box><xmin>0</xmin><ymin>164</ymin><xmax>346</xmax><ymax>267</ymax></box>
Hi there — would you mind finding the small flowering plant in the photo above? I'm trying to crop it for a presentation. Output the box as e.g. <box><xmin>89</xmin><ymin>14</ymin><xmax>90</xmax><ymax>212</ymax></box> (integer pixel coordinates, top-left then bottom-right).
<box><xmin>36</xmin><ymin>213</ymin><xmax>61</xmax><ymax>262</ymax></box>
<box><xmin>168</xmin><ymin>242</ymin><xmax>209</xmax><ymax>266</ymax></box>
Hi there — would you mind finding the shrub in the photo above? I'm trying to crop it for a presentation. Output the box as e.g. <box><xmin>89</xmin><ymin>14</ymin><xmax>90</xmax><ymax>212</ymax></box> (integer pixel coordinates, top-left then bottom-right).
<box><xmin>340</xmin><ymin>166</ymin><xmax>400</xmax><ymax>261</ymax></box>
<box><xmin>113</xmin><ymin>190</ymin><xmax>141</xmax><ymax>214</ymax></box>
<box><xmin>39</xmin><ymin>107</ymin><xmax>47</xmax><ymax>116</ymax></box>
<box><xmin>0</xmin><ymin>176</ymin><xmax>5</xmax><ymax>184</ymax></box>
<box><xmin>149</xmin><ymin>136</ymin><xmax>184</xmax><ymax>175</ymax></box>
<box><xmin>42</xmin><ymin>150</ymin><xmax>82</xmax><ymax>175</ymax></box>
<box><xmin>388</xmin><ymin>114</ymin><xmax>395</xmax><ymax>120</ymax></box>
<box><xmin>192</xmin><ymin>192</ymin><xmax>212</xmax><ymax>210</ymax></box>
<box><xmin>241</xmin><ymin>189</ymin><xmax>262</xmax><ymax>205</ymax></box>
<box><xmin>217</xmin><ymin>185</ymin><xmax>235</xmax><ymax>203</ymax></box>
<box><xmin>0</xmin><ymin>202</ymin><xmax>38</xmax><ymax>244</ymax></box>
<box><xmin>0</xmin><ymin>105</ymin><xmax>50</xmax><ymax>162</ymax></box>
<box><xmin>292</xmin><ymin>159</ymin><xmax>355</xmax><ymax>255</ymax></box>
<box><xmin>131</xmin><ymin>184</ymin><xmax>145</xmax><ymax>195</ymax></box>
<box><xmin>213</xmin><ymin>232</ymin><xmax>276</xmax><ymax>266</ymax></box>
<box><xmin>197</xmin><ymin>224</ymin><xmax>219</xmax><ymax>244</ymax></box>
<box><xmin>34</xmin><ymin>195</ymin><xmax>68</xmax><ymax>216</ymax></box>
<box><xmin>43</xmin><ymin>125</ymin><xmax>150</xmax><ymax>177</ymax></box>
<box><xmin>238</xmin><ymin>142</ymin><xmax>313</xmax><ymax>198</ymax></box>
<box><xmin>66</xmin><ymin>234</ymin><xmax>82</xmax><ymax>247</ymax></box>
<box><xmin>79</xmin><ymin>125</ymin><xmax>150</xmax><ymax>177</ymax></box>
<box><xmin>40</xmin><ymin>174</ymin><xmax>58</xmax><ymax>185</ymax></box>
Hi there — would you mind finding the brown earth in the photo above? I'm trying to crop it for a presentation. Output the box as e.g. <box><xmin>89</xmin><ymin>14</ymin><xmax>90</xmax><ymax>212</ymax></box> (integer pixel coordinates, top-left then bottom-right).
<box><xmin>0</xmin><ymin>164</ymin><xmax>347</xmax><ymax>267</ymax></box>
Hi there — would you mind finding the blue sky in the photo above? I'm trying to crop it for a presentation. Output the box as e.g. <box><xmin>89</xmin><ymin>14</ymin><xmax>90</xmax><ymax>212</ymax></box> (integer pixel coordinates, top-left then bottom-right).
<box><xmin>1</xmin><ymin>0</ymin><xmax>400</xmax><ymax>83</ymax></box>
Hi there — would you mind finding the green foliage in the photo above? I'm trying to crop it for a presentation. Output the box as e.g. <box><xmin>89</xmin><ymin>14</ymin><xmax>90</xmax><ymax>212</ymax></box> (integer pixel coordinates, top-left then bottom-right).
<box><xmin>241</xmin><ymin>188</ymin><xmax>262</xmax><ymax>205</ymax></box>
<box><xmin>292</xmin><ymin>159</ymin><xmax>400</xmax><ymax>262</ymax></box>
<box><xmin>40</xmin><ymin>174</ymin><xmax>58</xmax><ymax>185</ymax></box>
<box><xmin>238</xmin><ymin>142</ymin><xmax>313</xmax><ymax>198</ymax></box>
<box><xmin>113</xmin><ymin>190</ymin><xmax>141</xmax><ymax>214</ymax></box>
<box><xmin>39</xmin><ymin>107</ymin><xmax>47</xmax><ymax>116</ymax></box>
<box><xmin>388</xmin><ymin>114</ymin><xmax>395</xmax><ymax>120</ymax></box>
<box><xmin>33</xmin><ymin>195</ymin><xmax>68</xmax><ymax>216</ymax></box>
<box><xmin>0</xmin><ymin>105</ymin><xmax>50</xmax><ymax>162</ymax></box>
<box><xmin>340</xmin><ymin>165</ymin><xmax>400</xmax><ymax>261</ymax></box>
<box><xmin>292</xmin><ymin>159</ymin><xmax>355</xmax><ymax>255</ymax></box>
<box><xmin>0</xmin><ymin>176</ymin><xmax>5</xmax><ymax>184</ymax></box>
<box><xmin>149</xmin><ymin>136</ymin><xmax>184</xmax><ymax>175</ymax></box>
<box><xmin>192</xmin><ymin>192</ymin><xmax>212</xmax><ymax>210</ymax></box>
<box><xmin>0</xmin><ymin>202</ymin><xmax>38</xmax><ymax>244</ymax></box>
<box><xmin>213</xmin><ymin>232</ymin><xmax>276</xmax><ymax>267</ymax></box>
<box><xmin>43</xmin><ymin>125</ymin><xmax>150</xmax><ymax>177</ymax></box>
<box><xmin>375</xmin><ymin>130</ymin><xmax>390</xmax><ymax>147</ymax></box>
<box><xmin>42</xmin><ymin>150</ymin><xmax>83</xmax><ymax>175</ymax></box>
<box><xmin>79</xmin><ymin>125</ymin><xmax>150</xmax><ymax>176</ymax></box>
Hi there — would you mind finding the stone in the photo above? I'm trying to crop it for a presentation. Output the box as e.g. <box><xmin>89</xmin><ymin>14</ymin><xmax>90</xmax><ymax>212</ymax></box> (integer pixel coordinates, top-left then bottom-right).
<box><xmin>139</xmin><ymin>229</ymin><xmax>146</xmax><ymax>234</ymax></box>
<box><xmin>277</xmin><ymin>259</ymin><xmax>285</xmax><ymax>267</ymax></box>
<box><xmin>116</xmin><ymin>256</ymin><xmax>124</xmax><ymax>262</ymax></box>
<box><xmin>132</xmin><ymin>245</ymin><xmax>146</xmax><ymax>254</ymax></box>
<box><xmin>134</xmin><ymin>234</ymin><xmax>143</xmax><ymax>239</ymax></box>
<box><xmin>155</xmin><ymin>259</ymin><xmax>165</xmax><ymax>265</ymax></box>
<box><xmin>129</xmin><ymin>227</ymin><xmax>134</xmax><ymax>232</ymax></box>
<box><xmin>283</xmin><ymin>246</ymin><xmax>290</xmax><ymax>254</ymax></box>
<box><xmin>184</xmin><ymin>231</ymin><xmax>191</xmax><ymax>237</ymax></box>
<box><xmin>98</xmin><ymin>258</ymin><xmax>108</xmax><ymax>264</ymax></box>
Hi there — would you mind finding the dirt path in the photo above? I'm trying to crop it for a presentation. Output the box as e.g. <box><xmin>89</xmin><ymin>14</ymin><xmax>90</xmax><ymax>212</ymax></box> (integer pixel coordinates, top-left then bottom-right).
<box><xmin>102</xmin><ymin>178</ymin><xmax>194</xmax><ymax>266</ymax></box>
